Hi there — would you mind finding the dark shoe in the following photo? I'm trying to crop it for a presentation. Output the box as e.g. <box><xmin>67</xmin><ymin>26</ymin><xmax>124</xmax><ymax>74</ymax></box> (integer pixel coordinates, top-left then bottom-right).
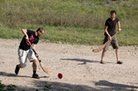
<box><xmin>32</xmin><ymin>73</ymin><xmax>39</xmax><ymax>79</ymax></box>
<box><xmin>100</xmin><ymin>61</ymin><xmax>105</xmax><ymax>64</ymax></box>
<box><xmin>117</xmin><ymin>61</ymin><xmax>123</xmax><ymax>64</ymax></box>
<box><xmin>15</xmin><ymin>65</ymin><xmax>20</xmax><ymax>75</ymax></box>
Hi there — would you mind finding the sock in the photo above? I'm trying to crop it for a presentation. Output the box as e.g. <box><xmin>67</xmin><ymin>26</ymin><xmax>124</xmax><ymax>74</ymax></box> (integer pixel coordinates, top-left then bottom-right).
<box><xmin>33</xmin><ymin>71</ymin><xmax>36</xmax><ymax>74</ymax></box>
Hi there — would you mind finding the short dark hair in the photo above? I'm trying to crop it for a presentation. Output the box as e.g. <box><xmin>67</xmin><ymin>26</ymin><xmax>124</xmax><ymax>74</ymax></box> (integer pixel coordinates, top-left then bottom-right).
<box><xmin>36</xmin><ymin>27</ymin><xmax>44</xmax><ymax>32</ymax></box>
<box><xmin>110</xmin><ymin>10</ymin><xmax>117</xmax><ymax>15</ymax></box>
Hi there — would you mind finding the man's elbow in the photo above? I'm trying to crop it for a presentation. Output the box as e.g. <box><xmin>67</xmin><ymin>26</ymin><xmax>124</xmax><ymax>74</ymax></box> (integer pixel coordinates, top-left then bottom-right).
<box><xmin>21</xmin><ymin>29</ymin><xmax>27</xmax><ymax>32</ymax></box>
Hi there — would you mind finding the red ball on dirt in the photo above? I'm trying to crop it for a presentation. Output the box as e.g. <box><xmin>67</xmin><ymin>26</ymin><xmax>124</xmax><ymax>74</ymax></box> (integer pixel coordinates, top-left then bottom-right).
<box><xmin>58</xmin><ymin>73</ymin><xmax>63</xmax><ymax>79</ymax></box>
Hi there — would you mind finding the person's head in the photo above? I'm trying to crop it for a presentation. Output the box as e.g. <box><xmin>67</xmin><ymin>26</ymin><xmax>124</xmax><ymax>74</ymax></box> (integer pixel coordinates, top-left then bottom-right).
<box><xmin>110</xmin><ymin>10</ymin><xmax>117</xmax><ymax>19</ymax></box>
<box><xmin>36</xmin><ymin>27</ymin><xmax>45</xmax><ymax>36</ymax></box>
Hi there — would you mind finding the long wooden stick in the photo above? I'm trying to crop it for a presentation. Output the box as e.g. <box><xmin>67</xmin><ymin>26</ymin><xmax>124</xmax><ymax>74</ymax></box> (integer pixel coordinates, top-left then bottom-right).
<box><xmin>92</xmin><ymin>33</ymin><xmax>117</xmax><ymax>53</ymax></box>
<box><xmin>27</xmin><ymin>40</ymin><xmax>49</xmax><ymax>74</ymax></box>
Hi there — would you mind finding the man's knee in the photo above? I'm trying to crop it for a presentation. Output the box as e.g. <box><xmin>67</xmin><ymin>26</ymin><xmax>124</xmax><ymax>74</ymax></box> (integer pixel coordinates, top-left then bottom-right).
<box><xmin>20</xmin><ymin>64</ymin><xmax>27</xmax><ymax>68</ymax></box>
<box><xmin>32</xmin><ymin>60</ymin><xmax>37</xmax><ymax>64</ymax></box>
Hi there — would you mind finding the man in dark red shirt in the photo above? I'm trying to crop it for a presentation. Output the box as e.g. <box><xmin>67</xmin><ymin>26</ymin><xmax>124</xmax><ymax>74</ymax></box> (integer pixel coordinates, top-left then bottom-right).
<box><xmin>100</xmin><ymin>10</ymin><xmax>122</xmax><ymax>64</ymax></box>
<box><xmin>15</xmin><ymin>27</ymin><xmax>45</xmax><ymax>78</ymax></box>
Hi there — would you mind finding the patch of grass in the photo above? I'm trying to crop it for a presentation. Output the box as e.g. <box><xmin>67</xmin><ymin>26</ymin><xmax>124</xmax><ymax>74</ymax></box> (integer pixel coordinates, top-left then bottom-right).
<box><xmin>0</xmin><ymin>25</ymin><xmax>22</xmax><ymax>39</ymax></box>
<box><xmin>42</xmin><ymin>26</ymin><xmax>103</xmax><ymax>45</ymax></box>
<box><xmin>43</xmin><ymin>82</ymin><xmax>53</xmax><ymax>91</ymax></box>
<box><xmin>0</xmin><ymin>0</ymin><xmax>138</xmax><ymax>29</ymax></box>
<box><xmin>44</xmin><ymin>26</ymin><xmax>138</xmax><ymax>46</ymax></box>
<box><xmin>118</xmin><ymin>29</ymin><xmax>138</xmax><ymax>46</ymax></box>
<box><xmin>0</xmin><ymin>0</ymin><xmax>137</xmax><ymax>45</ymax></box>
<box><xmin>0</xmin><ymin>25</ymin><xmax>137</xmax><ymax>46</ymax></box>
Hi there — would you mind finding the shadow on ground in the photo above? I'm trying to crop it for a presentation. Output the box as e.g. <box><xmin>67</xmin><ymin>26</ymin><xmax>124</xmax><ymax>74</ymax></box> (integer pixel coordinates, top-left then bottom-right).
<box><xmin>0</xmin><ymin>72</ymin><xmax>138</xmax><ymax>91</ymax></box>
<box><xmin>0</xmin><ymin>71</ymin><xmax>30</xmax><ymax>78</ymax></box>
<box><xmin>94</xmin><ymin>80</ymin><xmax>138</xmax><ymax>91</ymax></box>
<box><xmin>61</xmin><ymin>58</ymin><xmax>99</xmax><ymax>65</ymax></box>
<box><xmin>15</xmin><ymin>80</ymin><xmax>138</xmax><ymax>91</ymax></box>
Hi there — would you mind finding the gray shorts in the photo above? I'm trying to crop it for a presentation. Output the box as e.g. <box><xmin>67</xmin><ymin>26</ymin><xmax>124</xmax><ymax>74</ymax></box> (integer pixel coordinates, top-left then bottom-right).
<box><xmin>103</xmin><ymin>36</ymin><xmax>119</xmax><ymax>51</ymax></box>
<box><xmin>18</xmin><ymin>48</ymin><xmax>37</xmax><ymax>67</ymax></box>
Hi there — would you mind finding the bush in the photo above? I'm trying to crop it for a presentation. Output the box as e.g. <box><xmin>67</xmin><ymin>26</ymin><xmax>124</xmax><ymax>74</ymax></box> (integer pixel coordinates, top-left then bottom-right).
<box><xmin>0</xmin><ymin>81</ymin><xmax>16</xmax><ymax>91</ymax></box>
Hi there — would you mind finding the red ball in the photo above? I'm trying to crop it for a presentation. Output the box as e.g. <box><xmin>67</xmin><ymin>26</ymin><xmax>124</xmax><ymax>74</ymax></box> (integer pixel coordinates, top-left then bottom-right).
<box><xmin>58</xmin><ymin>73</ymin><xmax>63</xmax><ymax>79</ymax></box>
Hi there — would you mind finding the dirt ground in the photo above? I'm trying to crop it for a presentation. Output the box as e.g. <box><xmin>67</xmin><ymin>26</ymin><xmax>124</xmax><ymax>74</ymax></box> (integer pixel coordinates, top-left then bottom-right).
<box><xmin>0</xmin><ymin>39</ymin><xmax>138</xmax><ymax>91</ymax></box>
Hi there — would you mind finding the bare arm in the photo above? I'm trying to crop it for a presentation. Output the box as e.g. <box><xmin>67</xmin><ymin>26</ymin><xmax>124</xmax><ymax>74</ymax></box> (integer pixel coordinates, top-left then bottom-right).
<box><xmin>31</xmin><ymin>44</ymin><xmax>36</xmax><ymax>50</ymax></box>
<box><xmin>27</xmin><ymin>41</ymin><xmax>38</xmax><ymax>56</ymax></box>
<box><xmin>31</xmin><ymin>44</ymin><xmax>39</xmax><ymax>57</ymax></box>
<box><xmin>104</xmin><ymin>26</ymin><xmax>112</xmax><ymax>40</ymax></box>
<box><xmin>21</xmin><ymin>29</ymin><xmax>29</xmax><ymax>40</ymax></box>
<box><xmin>118</xmin><ymin>21</ymin><xmax>122</xmax><ymax>33</ymax></box>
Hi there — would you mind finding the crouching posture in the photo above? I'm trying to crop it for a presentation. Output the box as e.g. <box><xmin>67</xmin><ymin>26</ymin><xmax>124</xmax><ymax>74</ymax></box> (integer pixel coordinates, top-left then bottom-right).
<box><xmin>15</xmin><ymin>27</ymin><xmax>45</xmax><ymax>79</ymax></box>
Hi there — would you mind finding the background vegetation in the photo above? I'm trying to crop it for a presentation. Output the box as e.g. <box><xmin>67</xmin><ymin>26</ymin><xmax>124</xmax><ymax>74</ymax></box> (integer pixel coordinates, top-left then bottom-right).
<box><xmin>0</xmin><ymin>81</ymin><xmax>52</xmax><ymax>91</ymax></box>
<box><xmin>0</xmin><ymin>0</ymin><xmax>137</xmax><ymax>45</ymax></box>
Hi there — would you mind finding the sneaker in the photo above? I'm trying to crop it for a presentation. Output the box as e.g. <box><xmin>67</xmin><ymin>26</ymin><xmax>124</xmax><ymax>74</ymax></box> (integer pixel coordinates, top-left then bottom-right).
<box><xmin>117</xmin><ymin>61</ymin><xmax>123</xmax><ymax>64</ymax></box>
<box><xmin>32</xmin><ymin>73</ymin><xmax>39</xmax><ymax>79</ymax></box>
<box><xmin>15</xmin><ymin>65</ymin><xmax>20</xmax><ymax>75</ymax></box>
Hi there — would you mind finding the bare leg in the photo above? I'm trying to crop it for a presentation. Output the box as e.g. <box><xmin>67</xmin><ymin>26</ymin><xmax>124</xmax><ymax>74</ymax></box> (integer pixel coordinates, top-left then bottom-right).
<box><xmin>116</xmin><ymin>48</ymin><xmax>122</xmax><ymax>64</ymax></box>
<box><xmin>32</xmin><ymin>60</ymin><xmax>37</xmax><ymax>72</ymax></box>
<box><xmin>100</xmin><ymin>50</ymin><xmax>106</xmax><ymax>64</ymax></box>
<box><xmin>18</xmin><ymin>64</ymin><xmax>23</xmax><ymax>68</ymax></box>
<box><xmin>32</xmin><ymin>60</ymin><xmax>39</xmax><ymax>78</ymax></box>
<box><xmin>115</xmin><ymin>49</ymin><xmax>119</xmax><ymax>62</ymax></box>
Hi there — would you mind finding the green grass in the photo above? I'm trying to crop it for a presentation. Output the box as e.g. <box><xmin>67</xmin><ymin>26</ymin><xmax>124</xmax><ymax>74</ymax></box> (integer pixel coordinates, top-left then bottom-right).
<box><xmin>0</xmin><ymin>25</ymin><xmax>137</xmax><ymax>46</ymax></box>
<box><xmin>0</xmin><ymin>0</ymin><xmax>137</xmax><ymax>46</ymax></box>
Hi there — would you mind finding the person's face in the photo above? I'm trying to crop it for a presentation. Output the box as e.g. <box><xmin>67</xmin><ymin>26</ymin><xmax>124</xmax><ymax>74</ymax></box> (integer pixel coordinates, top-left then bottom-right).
<box><xmin>111</xmin><ymin>13</ymin><xmax>116</xmax><ymax>18</ymax></box>
<box><xmin>37</xmin><ymin>30</ymin><xmax>44</xmax><ymax>36</ymax></box>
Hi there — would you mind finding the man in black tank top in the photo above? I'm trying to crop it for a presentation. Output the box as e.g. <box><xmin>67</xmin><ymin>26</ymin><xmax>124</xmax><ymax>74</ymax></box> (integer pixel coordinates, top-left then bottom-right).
<box><xmin>100</xmin><ymin>10</ymin><xmax>123</xmax><ymax>64</ymax></box>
